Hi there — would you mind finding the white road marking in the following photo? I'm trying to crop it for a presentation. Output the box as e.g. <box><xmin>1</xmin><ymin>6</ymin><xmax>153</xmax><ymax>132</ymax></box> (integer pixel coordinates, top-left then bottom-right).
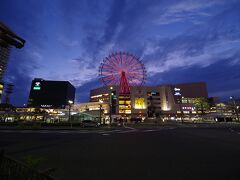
<box><xmin>0</xmin><ymin>129</ymin><xmax>129</xmax><ymax>134</ymax></box>
<box><xmin>58</xmin><ymin>131</ymin><xmax>69</xmax><ymax>134</ymax></box>
<box><xmin>117</xmin><ymin>130</ymin><xmax>136</xmax><ymax>134</ymax></box>
<box><xmin>0</xmin><ymin>130</ymin><xmax>92</xmax><ymax>134</ymax></box>
<box><xmin>143</xmin><ymin>129</ymin><xmax>155</xmax><ymax>132</ymax></box>
<box><xmin>0</xmin><ymin>128</ymin><xmax>170</xmax><ymax>134</ymax></box>
<box><xmin>102</xmin><ymin>133</ymin><xmax>110</xmax><ymax>136</ymax></box>
<box><xmin>124</xmin><ymin>126</ymin><xmax>137</xmax><ymax>130</ymax></box>
<box><xmin>168</xmin><ymin>127</ymin><xmax>177</xmax><ymax>130</ymax></box>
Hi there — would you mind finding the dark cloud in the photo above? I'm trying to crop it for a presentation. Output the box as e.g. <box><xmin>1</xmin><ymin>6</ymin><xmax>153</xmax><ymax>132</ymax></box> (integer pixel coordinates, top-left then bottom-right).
<box><xmin>101</xmin><ymin>0</ymin><xmax>126</xmax><ymax>43</ymax></box>
<box><xmin>144</xmin><ymin>3</ymin><xmax>240</xmax><ymax>73</ymax></box>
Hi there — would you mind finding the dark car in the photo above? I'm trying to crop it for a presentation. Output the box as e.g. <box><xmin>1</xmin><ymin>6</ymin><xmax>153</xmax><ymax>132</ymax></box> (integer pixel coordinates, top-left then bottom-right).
<box><xmin>81</xmin><ymin>120</ymin><xmax>100</xmax><ymax>128</ymax></box>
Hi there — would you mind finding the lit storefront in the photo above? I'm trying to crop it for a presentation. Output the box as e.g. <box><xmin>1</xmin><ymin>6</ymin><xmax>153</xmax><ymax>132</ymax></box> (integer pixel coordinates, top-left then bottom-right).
<box><xmin>90</xmin><ymin>82</ymin><xmax>208</xmax><ymax>119</ymax></box>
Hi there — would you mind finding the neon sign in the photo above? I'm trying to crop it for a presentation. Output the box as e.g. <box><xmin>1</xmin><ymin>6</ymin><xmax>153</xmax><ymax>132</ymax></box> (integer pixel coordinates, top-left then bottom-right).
<box><xmin>33</xmin><ymin>82</ymin><xmax>41</xmax><ymax>90</ymax></box>
<box><xmin>135</xmin><ymin>98</ymin><xmax>146</xmax><ymax>109</ymax></box>
<box><xmin>174</xmin><ymin>87</ymin><xmax>181</xmax><ymax>96</ymax></box>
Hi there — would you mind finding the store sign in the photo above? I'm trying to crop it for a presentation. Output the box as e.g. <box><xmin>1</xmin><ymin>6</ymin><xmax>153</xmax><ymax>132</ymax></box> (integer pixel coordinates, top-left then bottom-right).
<box><xmin>174</xmin><ymin>92</ymin><xmax>181</xmax><ymax>96</ymax></box>
<box><xmin>182</xmin><ymin>107</ymin><xmax>192</xmax><ymax>110</ymax></box>
<box><xmin>33</xmin><ymin>82</ymin><xmax>41</xmax><ymax>90</ymax></box>
<box><xmin>135</xmin><ymin>97</ymin><xmax>145</xmax><ymax>109</ymax></box>
<box><xmin>182</xmin><ymin>107</ymin><xmax>195</xmax><ymax>111</ymax></box>
<box><xmin>41</xmin><ymin>104</ymin><xmax>52</xmax><ymax>108</ymax></box>
<box><xmin>174</xmin><ymin>87</ymin><xmax>181</xmax><ymax>96</ymax></box>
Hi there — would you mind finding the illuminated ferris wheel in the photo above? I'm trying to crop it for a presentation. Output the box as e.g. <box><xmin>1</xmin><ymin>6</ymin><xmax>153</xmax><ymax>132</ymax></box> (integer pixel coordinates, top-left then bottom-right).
<box><xmin>99</xmin><ymin>52</ymin><xmax>147</xmax><ymax>94</ymax></box>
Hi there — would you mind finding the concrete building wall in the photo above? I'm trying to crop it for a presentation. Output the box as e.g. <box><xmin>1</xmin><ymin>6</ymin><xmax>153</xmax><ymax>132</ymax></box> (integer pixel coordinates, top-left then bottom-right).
<box><xmin>89</xmin><ymin>82</ymin><xmax>208</xmax><ymax>118</ymax></box>
<box><xmin>174</xmin><ymin>82</ymin><xmax>208</xmax><ymax>98</ymax></box>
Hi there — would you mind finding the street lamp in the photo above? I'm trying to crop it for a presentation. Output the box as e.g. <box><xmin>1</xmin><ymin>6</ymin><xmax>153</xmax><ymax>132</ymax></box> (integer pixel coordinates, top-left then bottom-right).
<box><xmin>179</xmin><ymin>97</ymin><xmax>183</xmax><ymax>123</ymax></box>
<box><xmin>68</xmin><ymin>100</ymin><xmax>73</xmax><ymax>128</ymax></box>
<box><xmin>229</xmin><ymin>96</ymin><xmax>239</xmax><ymax>122</ymax></box>
<box><xmin>99</xmin><ymin>100</ymin><xmax>103</xmax><ymax>125</ymax></box>
<box><xmin>109</xmin><ymin>87</ymin><xmax>113</xmax><ymax>125</ymax></box>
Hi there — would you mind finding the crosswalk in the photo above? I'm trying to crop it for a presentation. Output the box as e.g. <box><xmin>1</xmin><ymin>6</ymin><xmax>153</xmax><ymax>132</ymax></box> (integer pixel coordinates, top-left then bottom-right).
<box><xmin>228</xmin><ymin>128</ymin><xmax>240</xmax><ymax>135</ymax></box>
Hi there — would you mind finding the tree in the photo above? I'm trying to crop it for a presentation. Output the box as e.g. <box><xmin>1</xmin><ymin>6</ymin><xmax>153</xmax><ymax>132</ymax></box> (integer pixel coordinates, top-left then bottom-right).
<box><xmin>194</xmin><ymin>97</ymin><xmax>210</xmax><ymax>115</ymax></box>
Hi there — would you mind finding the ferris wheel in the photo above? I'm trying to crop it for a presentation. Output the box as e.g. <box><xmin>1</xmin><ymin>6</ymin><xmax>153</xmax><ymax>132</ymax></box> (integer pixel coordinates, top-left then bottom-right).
<box><xmin>99</xmin><ymin>52</ymin><xmax>147</xmax><ymax>94</ymax></box>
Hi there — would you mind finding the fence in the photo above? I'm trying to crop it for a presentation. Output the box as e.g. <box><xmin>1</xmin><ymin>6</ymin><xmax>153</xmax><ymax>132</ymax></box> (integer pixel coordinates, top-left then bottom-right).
<box><xmin>0</xmin><ymin>150</ymin><xmax>56</xmax><ymax>180</ymax></box>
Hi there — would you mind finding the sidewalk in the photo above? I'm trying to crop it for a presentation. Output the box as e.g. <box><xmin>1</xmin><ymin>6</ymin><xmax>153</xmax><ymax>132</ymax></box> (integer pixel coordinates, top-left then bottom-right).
<box><xmin>0</xmin><ymin>125</ymin><xmax>125</xmax><ymax>131</ymax></box>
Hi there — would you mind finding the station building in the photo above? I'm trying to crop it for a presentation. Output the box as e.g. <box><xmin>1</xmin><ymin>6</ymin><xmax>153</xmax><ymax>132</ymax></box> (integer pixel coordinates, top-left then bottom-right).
<box><xmin>90</xmin><ymin>82</ymin><xmax>208</xmax><ymax>119</ymax></box>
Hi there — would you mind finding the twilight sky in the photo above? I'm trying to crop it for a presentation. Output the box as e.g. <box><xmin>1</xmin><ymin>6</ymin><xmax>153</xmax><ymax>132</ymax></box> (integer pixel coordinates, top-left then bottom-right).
<box><xmin>0</xmin><ymin>0</ymin><xmax>240</xmax><ymax>106</ymax></box>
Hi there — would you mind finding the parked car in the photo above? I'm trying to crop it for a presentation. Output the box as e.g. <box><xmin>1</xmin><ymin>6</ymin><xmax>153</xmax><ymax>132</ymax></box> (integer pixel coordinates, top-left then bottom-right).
<box><xmin>81</xmin><ymin>120</ymin><xmax>100</xmax><ymax>128</ymax></box>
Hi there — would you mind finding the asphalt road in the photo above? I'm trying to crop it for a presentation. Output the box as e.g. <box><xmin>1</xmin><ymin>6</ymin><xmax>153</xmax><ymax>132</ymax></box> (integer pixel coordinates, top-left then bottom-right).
<box><xmin>1</xmin><ymin>126</ymin><xmax>240</xmax><ymax>180</ymax></box>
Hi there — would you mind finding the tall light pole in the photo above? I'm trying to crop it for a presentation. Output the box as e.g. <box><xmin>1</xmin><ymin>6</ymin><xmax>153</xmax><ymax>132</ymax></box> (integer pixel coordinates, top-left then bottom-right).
<box><xmin>219</xmin><ymin>103</ymin><xmax>225</xmax><ymax>122</ymax></box>
<box><xmin>179</xmin><ymin>102</ymin><xmax>183</xmax><ymax>123</ymax></box>
<box><xmin>109</xmin><ymin>86</ymin><xmax>113</xmax><ymax>125</ymax></box>
<box><xmin>99</xmin><ymin>100</ymin><xmax>103</xmax><ymax>125</ymax></box>
<box><xmin>230</xmin><ymin>96</ymin><xmax>239</xmax><ymax>122</ymax></box>
<box><xmin>68</xmin><ymin>100</ymin><xmax>73</xmax><ymax>128</ymax></box>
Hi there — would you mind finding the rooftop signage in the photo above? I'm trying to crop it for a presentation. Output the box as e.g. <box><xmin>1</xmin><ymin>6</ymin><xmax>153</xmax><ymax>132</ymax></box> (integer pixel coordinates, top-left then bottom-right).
<box><xmin>174</xmin><ymin>87</ymin><xmax>181</xmax><ymax>96</ymax></box>
<box><xmin>33</xmin><ymin>82</ymin><xmax>41</xmax><ymax>90</ymax></box>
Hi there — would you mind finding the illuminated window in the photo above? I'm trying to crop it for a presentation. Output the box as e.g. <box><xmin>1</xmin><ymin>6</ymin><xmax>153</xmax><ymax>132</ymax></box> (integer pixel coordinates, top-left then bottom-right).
<box><xmin>125</xmin><ymin>101</ymin><xmax>131</xmax><ymax>105</ymax></box>
<box><xmin>119</xmin><ymin>100</ymin><xmax>125</xmax><ymax>104</ymax></box>
<box><xmin>125</xmin><ymin>110</ymin><xmax>131</xmax><ymax>114</ymax></box>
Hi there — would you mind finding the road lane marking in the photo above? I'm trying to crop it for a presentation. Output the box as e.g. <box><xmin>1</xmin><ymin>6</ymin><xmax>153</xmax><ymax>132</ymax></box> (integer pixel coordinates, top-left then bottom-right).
<box><xmin>0</xmin><ymin>128</ymin><xmax>170</xmax><ymax>135</ymax></box>
<box><xmin>102</xmin><ymin>133</ymin><xmax>110</xmax><ymax>136</ymax></box>
<box><xmin>117</xmin><ymin>130</ymin><xmax>136</xmax><ymax>134</ymax></box>
<box><xmin>143</xmin><ymin>129</ymin><xmax>156</xmax><ymax>132</ymax></box>
<box><xmin>168</xmin><ymin>127</ymin><xmax>177</xmax><ymax>130</ymax></box>
<box><xmin>124</xmin><ymin>126</ymin><xmax>136</xmax><ymax>130</ymax></box>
